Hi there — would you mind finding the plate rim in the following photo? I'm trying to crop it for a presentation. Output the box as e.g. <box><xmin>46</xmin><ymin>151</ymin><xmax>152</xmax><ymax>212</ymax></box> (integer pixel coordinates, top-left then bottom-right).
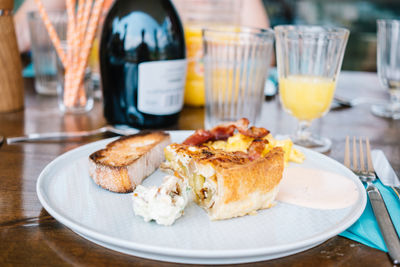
<box><xmin>36</xmin><ymin>130</ymin><xmax>367</xmax><ymax>259</ymax></box>
<box><xmin>73</xmin><ymin>229</ymin><xmax>326</xmax><ymax>264</ymax></box>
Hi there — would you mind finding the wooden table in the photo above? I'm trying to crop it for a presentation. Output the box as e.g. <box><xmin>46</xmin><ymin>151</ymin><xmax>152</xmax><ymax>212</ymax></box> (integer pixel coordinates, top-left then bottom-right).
<box><xmin>0</xmin><ymin>71</ymin><xmax>398</xmax><ymax>266</ymax></box>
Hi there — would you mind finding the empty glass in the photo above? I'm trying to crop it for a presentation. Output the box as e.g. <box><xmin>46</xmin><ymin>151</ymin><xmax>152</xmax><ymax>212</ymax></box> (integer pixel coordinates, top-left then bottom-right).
<box><xmin>28</xmin><ymin>11</ymin><xmax>67</xmax><ymax>95</ymax></box>
<box><xmin>202</xmin><ymin>26</ymin><xmax>274</xmax><ymax>128</ymax></box>
<box><xmin>275</xmin><ymin>25</ymin><xmax>349</xmax><ymax>153</ymax></box>
<box><xmin>372</xmin><ymin>19</ymin><xmax>400</xmax><ymax>120</ymax></box>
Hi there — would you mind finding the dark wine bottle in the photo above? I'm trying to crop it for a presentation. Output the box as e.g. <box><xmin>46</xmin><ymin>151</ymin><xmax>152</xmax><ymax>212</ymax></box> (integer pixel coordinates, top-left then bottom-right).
<box><xmin>100</xmin><ymin>0</ymin><xmax>186</xmax><ymax>129</ymax></box>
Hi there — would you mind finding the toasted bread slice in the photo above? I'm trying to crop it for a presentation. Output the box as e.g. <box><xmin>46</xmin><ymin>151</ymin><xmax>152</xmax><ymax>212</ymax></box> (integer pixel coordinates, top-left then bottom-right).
<box><xmin>89</xmin><ymin>131</ymin><xmax>171</xmax><ymax>193</ymax></box>
<box><xmin>164</xmin><ymin>144</ymin><xmax>284</xmax><ymax>220</ymax></box>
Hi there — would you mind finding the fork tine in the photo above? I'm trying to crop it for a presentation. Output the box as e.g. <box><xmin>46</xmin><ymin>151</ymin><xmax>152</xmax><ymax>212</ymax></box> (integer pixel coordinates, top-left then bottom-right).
<box><xmin>359</xmin><ymin>137</ymin><xmax>365</xmax><ymax>172</ymax></box>
<box><xmin>366</xmin><ymin>137</ymin><xmax>374</xmax><ymax>172</ymax></box>
<box><xmin>344</xmin><ymin>136</ymin><xmax>350</xmax><ymax>168</ymax></box>
<box><xmin>352</xmin><ymin>136</ymin><xmax>358</xmax><ymax>171</ymax></box>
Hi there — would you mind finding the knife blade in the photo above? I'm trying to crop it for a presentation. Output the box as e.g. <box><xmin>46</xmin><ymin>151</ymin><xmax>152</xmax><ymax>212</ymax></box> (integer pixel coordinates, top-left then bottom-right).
<box><xmin>6</xmin><ymin>126</ymin><xmax>138</xmax><ymax>144</ymax></box>
<box><xmin>372</xmin><ymin>149</ymin><xmax>400</xmax><ymax>200</ymax></box>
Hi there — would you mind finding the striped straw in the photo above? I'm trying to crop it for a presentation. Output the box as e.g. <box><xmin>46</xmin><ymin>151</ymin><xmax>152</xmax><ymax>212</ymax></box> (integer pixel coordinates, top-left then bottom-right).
<box><xmin>74</xmin><ymin>0</ymin><xmax>93</xmax><ymax>106</ymax></box>
<box><xmin>33</xmin><ymin>0</ymin><xmax>67</xmax><ymax>67</ymax></box>
<box><xmin>80</xmin><ymin>0</ymin><xmax>93</xmax><ymax>41</ymax></box>
<box><xmin>73</xmin><ymin>0</ymin><xmax>86</xmax><ymax>64</ymax></box>
<box><xmin>64</xmin><ymin>0</ymin><xmax>86</xmax><ymax>106</ymax></box>
<box><xmin>64</xmin><ymin>0</ymin><xmax>76</xmax><ymax>99</ymax></box>
<box><xmin>65</xmin><ymin>0</ymin><xmax>105</xmax><ymax>107</ymax></box>
<box><xmin>65</xmin><ymin>0</ymin><xmax>76</xmax><ymax>65</ymax></box>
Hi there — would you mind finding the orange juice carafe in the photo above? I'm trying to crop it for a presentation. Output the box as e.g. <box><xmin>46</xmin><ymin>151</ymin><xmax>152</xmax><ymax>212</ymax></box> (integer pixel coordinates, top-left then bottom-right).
<box><xmin>174</xmin><ymin>0</ymin><xmax>241</xmax><ymax>107</ymax></box>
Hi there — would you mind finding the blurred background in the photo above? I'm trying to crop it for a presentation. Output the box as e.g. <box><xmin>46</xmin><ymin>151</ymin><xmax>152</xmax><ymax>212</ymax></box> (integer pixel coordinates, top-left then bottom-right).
<box><xmin>262</xmin><ymin>0</ymin><xmax>400</xmax><ymax>72</ymax></box>
<box><xmin>16</xmin><ymin>0</ymin><xmax>400</xmax><ymax>81</ymax></box>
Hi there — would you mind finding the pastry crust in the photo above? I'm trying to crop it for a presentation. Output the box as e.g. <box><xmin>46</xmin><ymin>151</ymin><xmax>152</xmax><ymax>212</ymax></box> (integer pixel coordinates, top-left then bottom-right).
<box><xmin>217</xmin><ymin>148</ymin><xmax>284</xmax><ymax>204</ymax></box>
<box><xmin>164</xmin><ymin>144</ymin><xmax>284</xmax><ymax>220</ymax></box>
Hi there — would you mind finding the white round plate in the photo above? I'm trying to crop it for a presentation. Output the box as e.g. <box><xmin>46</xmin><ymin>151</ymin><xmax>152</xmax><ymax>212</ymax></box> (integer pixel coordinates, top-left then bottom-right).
<box><xmin>36</xmin><ymin>131</ymin><xmax>366</xmax><ymax>264</ymax></box>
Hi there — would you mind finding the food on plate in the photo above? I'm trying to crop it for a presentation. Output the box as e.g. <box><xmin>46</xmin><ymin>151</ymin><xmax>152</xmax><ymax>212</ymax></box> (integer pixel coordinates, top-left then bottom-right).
<box><xmin>163</xmin><ymin>143</ymin><xmax>285</xmax><ymax>220</ymax></box>
<box><xmin>132</xmin><ymin>174</ymin><xmax>193</xmax><ymax>226</ymax></box>
<box><xmin>182</xmin><ymin>118</ymin><xmax>270</xmax><ymax>146</ymax></box>
<box><xmin>87</xmin><ymin>119</ymin><xmax>303</xmax><ymax>224</ymax></box>
<box><xmin>208</xmin><ymin>132</ymin><xmax>304</xmax><ymax>164</ymax></box>
<box><xmin>159</xmin><ymin>118</ymin><xmax>303</xmax><ymax>221</ymax></box>
<box><xmin>88</xmin><ymin>131</ymin><xmax>171</xmax><ymax>193</ymax></box>
<box><xmin>182</xmin><ymin>118</ymin><xmax>304</xmax><ymax>164</ymax></box>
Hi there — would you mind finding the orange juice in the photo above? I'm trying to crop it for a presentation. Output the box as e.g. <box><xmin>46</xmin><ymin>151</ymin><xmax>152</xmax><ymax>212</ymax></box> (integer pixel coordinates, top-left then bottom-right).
<box><xmin>183</xmin><ymin>25</ymin><xmax>243</xmax><ymax>106</ymax></box>
<box><xmin>88</xmin><ymin>38</ymin><xmax>99</xmax><ymax>74</ymax></box>
<box><xmin>279</xmin><ymin>75</ymin><xmax>336</xmax><ymax>121</ymax></box>
<box><xmin>184</xmin><ymin>24</ymin><xmax>205</xmax><ymax>106</ymax></box>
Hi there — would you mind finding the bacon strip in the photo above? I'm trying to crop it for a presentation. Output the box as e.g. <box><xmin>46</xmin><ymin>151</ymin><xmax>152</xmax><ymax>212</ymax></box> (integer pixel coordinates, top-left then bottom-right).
<box><xmin>238</xmin><ymin>126</ymin><xmax>270</xmax><ymax>139</ymax></box>
<box><xmin>211</xmin><ymin>118</ymin><xmax>269</xmax><ymax>139</ymax></box>
<box><xmin>182</xmin><ymin>118</ymin><xmax>270</xmax><ymax>146</ymax></box>
<box><xmin>247</xmin><ymin>139</ymin><xmax>269</xmax><ymax>160</ymax></box>
<box><xmin>182</xmin><ymin>129</ymin><xmax>213</xmax><ymax>145</ymax></box>
<box><xmin>209</xmin><ymin>125</ymin><xmax>236</xmax><ymax>140</ymax></box>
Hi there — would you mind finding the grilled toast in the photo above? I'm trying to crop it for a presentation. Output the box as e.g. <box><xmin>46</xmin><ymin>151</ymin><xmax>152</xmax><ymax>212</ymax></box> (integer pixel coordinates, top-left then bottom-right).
<box><xmin>89</xmin><ymin>131</ymin><xmax>171</xmax><ymax>193</ymax></box>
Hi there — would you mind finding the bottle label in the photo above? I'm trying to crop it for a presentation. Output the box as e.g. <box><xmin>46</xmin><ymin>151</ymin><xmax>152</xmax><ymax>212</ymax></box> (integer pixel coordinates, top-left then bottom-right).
<box><xmin>138</xmin><ymin>59</ymin><xmax>187</xmax><ymax>115</ymax></box>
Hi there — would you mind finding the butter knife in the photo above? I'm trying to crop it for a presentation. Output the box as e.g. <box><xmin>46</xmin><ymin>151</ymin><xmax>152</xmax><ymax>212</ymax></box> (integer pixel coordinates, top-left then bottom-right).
<box><xmin>6</xmin><ymin>126</ymin><xmax>138</xmax><ymax>144</ymax></box>
<box><xmin>372</xmin><ymin>150</ymin><xmax>400</xmax><ymax>200</ymax></box>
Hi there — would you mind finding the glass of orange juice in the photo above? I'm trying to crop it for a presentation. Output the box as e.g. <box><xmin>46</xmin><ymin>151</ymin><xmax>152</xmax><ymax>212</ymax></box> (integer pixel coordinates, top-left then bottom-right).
<box><xmin>275</xmin><ymin>25</ymin><xmax>349</xmax><ymax>152</ymax></box>
<box><xmin>173</xmin><ymin>0</ymin><xmax>242</xmax><ymax>107</ymax></box>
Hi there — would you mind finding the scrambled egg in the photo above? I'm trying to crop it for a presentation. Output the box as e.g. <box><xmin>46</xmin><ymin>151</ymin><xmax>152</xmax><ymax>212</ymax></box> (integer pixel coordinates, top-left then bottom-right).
<box><xmin>208</xmin><ymin>133</ymin><xmax>305</xmax><ymax>164</ymax></box>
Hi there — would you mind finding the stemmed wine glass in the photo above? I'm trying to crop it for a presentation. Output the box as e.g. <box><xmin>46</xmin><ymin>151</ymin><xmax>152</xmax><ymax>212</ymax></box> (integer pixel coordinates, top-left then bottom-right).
<box><xmin>372</xmin><ymin>19</ymin><xmax>400</xmax><ymax>120</ymax></box>
<box><xmin>274</xmin><ymin>25</ymin><xmax>349</xmax><ymax>153</ymax></box>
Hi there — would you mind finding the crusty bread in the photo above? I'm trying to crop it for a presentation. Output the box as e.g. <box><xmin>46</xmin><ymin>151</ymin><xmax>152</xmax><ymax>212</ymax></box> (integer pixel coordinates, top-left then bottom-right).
<box><xmin>164</xmin><ymin>144</ymin><xmax>285</xmax><ymax>220</ymax></box>
<box><xmin>89</xmin><ymin>131</ymin><xmax>171</xmax><ymax>193</ymax></box>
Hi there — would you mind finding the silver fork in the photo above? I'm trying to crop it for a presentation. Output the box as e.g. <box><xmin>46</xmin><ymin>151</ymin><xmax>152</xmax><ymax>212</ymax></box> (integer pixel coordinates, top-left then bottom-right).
<box><xmin>6</xmin><ymin>126</ymin><xmax>138</xmax><ymax>144</ymax></box>
<box><xmin>345</xmin><ymin>136</ymin><xmax>400</xmax><ymax>264</ymax></box>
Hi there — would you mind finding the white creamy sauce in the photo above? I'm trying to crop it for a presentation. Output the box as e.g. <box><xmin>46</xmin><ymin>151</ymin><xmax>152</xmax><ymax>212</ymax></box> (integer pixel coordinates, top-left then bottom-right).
<box><xmin>132</xmin><ymin>175</ymin><xmax>193</xmax><ymax>225</ymax></box>
<box><xmin>277</xmin><ymin>167</ymin><xmax>359</xmax><ymax>210</ymax></box>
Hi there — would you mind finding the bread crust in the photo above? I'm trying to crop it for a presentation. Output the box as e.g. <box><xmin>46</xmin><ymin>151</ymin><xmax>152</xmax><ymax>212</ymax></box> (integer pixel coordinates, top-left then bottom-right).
<box><xmin>89</xmin><ymin>131</ymin><xmax>170</xmax><ymax>193</ymax></box>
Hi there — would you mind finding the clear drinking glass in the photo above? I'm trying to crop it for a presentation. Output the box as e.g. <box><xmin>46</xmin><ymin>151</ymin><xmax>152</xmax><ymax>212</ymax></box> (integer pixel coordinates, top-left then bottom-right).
<box><xmin>275</xmin><ymin>25</ymin><xmax>349</xmax><ymax>153</ymax></box>
<box><xmin>56</xmin><ymin>49</ymin><xmax>94</xmax><ymax>114</ymax></box>
<box><xmin>28</xmin><ymin>11</ymin><xmax>67</xmax><ymax>95</ymax></box>
<box><xmin>202</xmin><ymin>26</ymin><xmax>274</xmax><ymax>128</ymax></box>
<box><xmin>372</xmin><ymin>19</ymin><xmax>400</xmax><ymax>120</ymax></box>
<box><xmin>56</xmin><ymin>70</ymin><xmax>94</xmax><ymax>114</ymax></box>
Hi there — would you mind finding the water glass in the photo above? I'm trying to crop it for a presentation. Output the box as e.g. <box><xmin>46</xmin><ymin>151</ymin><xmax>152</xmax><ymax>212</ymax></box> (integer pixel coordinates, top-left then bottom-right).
<box><xmin>28</xmin><ymin>11</ymin><xmax>67</xmax><ymax>95</ymax></box>
<box><xmin>372</xmin><ymin>19</ymin><xmax>400</xmax><ymax>120</ymax></box>
<box><xmin>275</xmin><ymin>25</ymin><xmax>349</xmax><ymax>153</ymax></box>
<box><xmin>202</xmin><ymin>26</ymin><xmax>274</xmax><ymax>128</ymax></box>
